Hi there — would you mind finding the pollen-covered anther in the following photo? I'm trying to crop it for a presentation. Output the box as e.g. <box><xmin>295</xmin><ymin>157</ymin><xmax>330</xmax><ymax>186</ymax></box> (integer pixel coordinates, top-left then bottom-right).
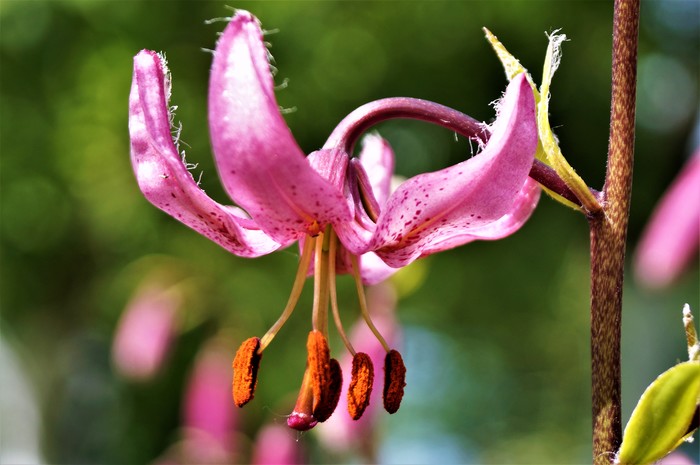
<box><xmin>383</xmin><ymin>349</ymin><xmax>406</xmax><ymax>414</ymax></box>
<box><xmin>348</xmin><ymin>352</ymin><xmax>374</xmax><ymax>420</ymax></box>
<box><xmin>231</xmin><ymin>336</ymin><xmax>262</xmax><ymax>407</ymax></box>
<box><xmin>313</xmin><ymin>358</ymin><xmax>343</xmax><ymax>422</ymax></box>
<box><xmin>307</xmin><ymin>330</ymin><xmax>331</xmax><ymax>412</ymax></box>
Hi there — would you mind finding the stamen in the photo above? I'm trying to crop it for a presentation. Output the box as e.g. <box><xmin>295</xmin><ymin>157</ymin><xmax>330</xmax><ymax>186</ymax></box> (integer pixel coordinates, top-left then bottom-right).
<box><xmin>288</xmin><ymin>331</ymin><xmax>342</xmax><ymax>430</ymax></box>
<box><xmin>231</xmin><ymin>337</ymin><xmax>262</xmax><ymax>407</ymax></box>
<box><xmin>348</xmin><ymin>352</ymin><xmax>374</xmax><ymax>420</ymax></box>
<box><xmin>383</xmin><ymin>349</ymin><xmax>407</xmax><ymax>414</ymax></box>
<box><xmin>259</xmin><ymin>237</ymin><xmax>316</xmax><ymax>352</ymax></box>
<box><xmin>328</xmin><ymin>230</ymin><xmax>357</xmax><ymax>355</ymax></box>
<box><xmin>307</xmin><ymin>330</ymin><xmax>331</xmax><ymax>413</ymax></box>
<box><xmin>349</xmin><ymin>255</ymin><xmax>390</xmax><ymax>353</ymax></box>
<box><xmin>312</xmin><ymin>228</ymin><xmax>332</xmax><ymax>334</ymax></box>
<box><xmin>313</xmin><ymin>358</ymin><xmax>343</xmax><ymax>422</ymax></box>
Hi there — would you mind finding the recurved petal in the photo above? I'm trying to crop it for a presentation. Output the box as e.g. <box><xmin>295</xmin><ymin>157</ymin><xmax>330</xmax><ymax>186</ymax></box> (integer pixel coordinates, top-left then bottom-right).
<box><xmin>369</xmin><ymin>74</ymin><xmax>538</xmax><ymax>268</ymax></box>
<box><xmin>129</xmin><ymin>50</ymin><xmax>282</xmax><ymax>257</ymax></box>
<box><xmin>415</xmin><ymin>178</ymin><xmax>541</xmax><ymax>256</ymax></box>
<box><xmin>208</xmin><ymin>11</ymin><xmax>351</xmax><ymax>242</ymax></box>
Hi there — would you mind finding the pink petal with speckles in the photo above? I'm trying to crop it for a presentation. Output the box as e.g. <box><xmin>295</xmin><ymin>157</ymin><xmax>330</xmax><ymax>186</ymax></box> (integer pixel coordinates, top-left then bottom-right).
<box><xmin>368</xmin><ymin>74</ymin><xmax>539</xmax><ymax>268</ymax></box>
<box><xmin>208</xmin><ymin>11</ymin><xmax>351</xmax><ymax>243</ymax></box>
<box><xmin>129</xmin><ymin>50</ymin><xmax>281</xmax><ymax>257</ymax></box>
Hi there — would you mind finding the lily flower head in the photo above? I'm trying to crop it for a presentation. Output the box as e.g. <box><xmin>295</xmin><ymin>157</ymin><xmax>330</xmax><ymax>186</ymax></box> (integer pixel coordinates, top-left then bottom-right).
<box><xmin>129</xmin><ymin>10</ymin><xmax>539</xmax><ymax>430</ymax></box>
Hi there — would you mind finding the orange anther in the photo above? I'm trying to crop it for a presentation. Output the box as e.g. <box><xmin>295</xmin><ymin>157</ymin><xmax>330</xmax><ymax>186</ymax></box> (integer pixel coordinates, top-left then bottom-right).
<box><xmin>383</xmin><ymin>349</ymin><xmax>406</xmax><ymax>414</ymax></box>
<box><xmin>348</xmin><ymin>352</ymin><xmax>374</xmax><ymax>420</ymax></box>
<box><xmin>314</xmin><ymin>358</ymin><xmax>342</xmax><ymax>422</ymax></box>
<box><xmin>306</xmin><ymin>330</ymin><xmax>331</xmax><ymax>412</ymax></box>
<box><xmin>231</xmin><ymin>337</ymin><xmax>262</xmax><ymax>407</ymax></box>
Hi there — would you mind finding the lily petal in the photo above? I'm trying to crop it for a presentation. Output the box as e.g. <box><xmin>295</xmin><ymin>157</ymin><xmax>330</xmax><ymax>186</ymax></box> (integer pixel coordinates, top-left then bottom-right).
<box><xmin>208</xmin><ymin>11</ymin><xmax>351</xmax><ymax>243</ymax></box>
<box><xmin>333</xmin><ymin>136</ymin><xmax>395</xmax><ymax>257</ymax></box>
<box><xmin>358</xmin><ymin>251</ymin><xmax>402</xmax><ymax>285</ymax></box>
<box><xmin>358</xmin><ymin>134</ymin><xmax>395</xmax><ymax>207</ymax></box>
<box><xmin>332</xmin><ymin>160</ymin><xmax>377</xmax><ymax>257</ymax></box>
<box><xmin>415</xmin><ymin>178</ymin><xmax>541</xmax><ymax>256</ymax></box>
<box><xmin>129</xmin><ymin>50</ymin><xmax>281</xmax><ymax>257</ymax></box>
<box><xmin>369</xmin><ymin>74</ymin><xmax>538</xmax><ymax>268</ymax></box>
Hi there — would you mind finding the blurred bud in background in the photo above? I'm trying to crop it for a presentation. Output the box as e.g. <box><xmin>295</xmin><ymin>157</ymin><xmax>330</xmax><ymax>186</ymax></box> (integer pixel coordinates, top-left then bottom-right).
<box><xmin>635</xmin><ymin>147</ymin><xmax>700</xmax><ymax>289</ymax></box>
<box><xmin>153</xmin><ymin>340</ymin><xmax>241</xmax><ymax>464</ymax></box>
<box><xmin>657</xmin><ymin>451</ymin><xmax>698</xmax><ymax>465</ymax></box>
<box><xmin>181</xmin><ymin>342</ymin><xmax>240</xmax><ymax>463</ymax></box>
<box><xmin>112</xmin><ymin>279</ymin><xmax>181</xmax><ymax>381</ymax></box>
<box><xmin>251</xmin><ymin>424</ymin><xmax>305</xmax><ymax>465</ymax></box>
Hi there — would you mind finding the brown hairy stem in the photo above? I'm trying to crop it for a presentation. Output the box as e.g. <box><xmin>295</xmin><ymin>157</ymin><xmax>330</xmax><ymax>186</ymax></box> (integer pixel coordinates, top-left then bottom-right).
<box><xmin>590</xmin><ymin>0</ymin><xmax>639</xmax><ymax>462</ymax></box>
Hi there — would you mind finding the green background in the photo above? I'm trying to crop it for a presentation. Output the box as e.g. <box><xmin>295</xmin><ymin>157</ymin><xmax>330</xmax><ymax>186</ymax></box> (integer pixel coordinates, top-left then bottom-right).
<box><xmin>1</xmin><ymin>0</ymin><xmax>698</xmax><ymax>463</ymax></box>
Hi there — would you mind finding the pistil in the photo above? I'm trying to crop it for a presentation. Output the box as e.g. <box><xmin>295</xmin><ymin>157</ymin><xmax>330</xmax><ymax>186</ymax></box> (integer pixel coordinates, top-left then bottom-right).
<box><xmin>312</xmin><ymin>227</ymin><xmax>332</xmax><ymax>335</ymax></box>
<box><xmin>288</xmin><ymin>330</ymin><xmax>343</xmax><ymax>430</ymax></box>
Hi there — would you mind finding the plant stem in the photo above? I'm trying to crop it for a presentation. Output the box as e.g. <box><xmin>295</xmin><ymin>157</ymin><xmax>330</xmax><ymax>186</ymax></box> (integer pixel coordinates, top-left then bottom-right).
<box><xmin>590</xmin><ymin>0</ymin><xmax>639</xmax><ymax>462</ymax></box>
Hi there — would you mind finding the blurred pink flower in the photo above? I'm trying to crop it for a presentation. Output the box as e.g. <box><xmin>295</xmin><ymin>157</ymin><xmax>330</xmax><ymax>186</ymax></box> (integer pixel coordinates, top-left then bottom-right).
<box><xmin>635</xmin><ymin>150</ymin><xmax>700</xmax><ymax>289</ymax></box>
<box><xmin>318</xmin><ymin>283</ymin><xmax>401</xmax><ymax>456</ymax></box>
<box><xmin>251</xmin><ymin>424</ymin><xmax>304</xmax><ymax>465</ymax></box>
<box><xmin>657</xmin><ymin>451</ymin><xmax>699</xmax><ymax>465</ymax></box>
<box><xmin>112</xmin><ymin>284</ymin><xmax>180</xmax><ymax>380</ymax></box>
<box><xmin>181</xmin><ymin>345</ymin><xmax>239</xmax><ymax>462</ymax></box>
<box><xmin>152</xmin><ymin>343</ymin><xmax>241</xmax><ymax>465</ymax></box>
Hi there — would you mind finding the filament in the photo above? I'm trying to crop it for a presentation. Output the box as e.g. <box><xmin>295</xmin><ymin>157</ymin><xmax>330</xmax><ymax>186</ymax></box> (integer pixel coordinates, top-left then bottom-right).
<box><xmin>259</xmin><ymin>236</ymin><xmax>316</xmax><ymax>352</ymax></box>
<box><xmin>312</xmin><ymin>227</ymin><xmax>332</xmax><ymax>335</ymax></box>
<box><xmin>328</xmin><ymin>230</ymin><xmax>356</xmax><ymax>355</ymax></box>
<box><xmin>350</xmin><ymin>254</ymin><xmax>390</xmax><ymax>353</ymax></box>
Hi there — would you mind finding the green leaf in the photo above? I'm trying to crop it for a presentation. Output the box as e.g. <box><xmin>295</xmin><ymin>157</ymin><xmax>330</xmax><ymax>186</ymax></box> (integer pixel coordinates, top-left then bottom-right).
<box><xmin>617</xmin><ymin>361</ymin><xmax>700</xmax><ymax>465</ymax></box>
<box><xmin>483</xmin><ymin>28</ymin><xmax>594</xmax><ymax>213</ymax></box>
<box><xmin>482</xmin><ymin>27</ymin><xmax>539</xmax><ymax>100</ymax></box>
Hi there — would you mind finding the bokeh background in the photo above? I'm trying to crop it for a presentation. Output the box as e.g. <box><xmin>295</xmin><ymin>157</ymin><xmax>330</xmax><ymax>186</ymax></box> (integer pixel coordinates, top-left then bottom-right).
<box><xmin>1</xmin><ymin>1</ymin><xmax>698</xmax><ymax>464</ymax></box>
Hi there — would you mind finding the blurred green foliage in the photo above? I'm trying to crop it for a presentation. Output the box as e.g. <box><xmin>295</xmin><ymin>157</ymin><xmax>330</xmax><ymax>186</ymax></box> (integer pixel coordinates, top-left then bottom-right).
<box><xmin>1</xmin><ymin>1</ymin><xmax>698</xmax><ymax>464</ymax></box>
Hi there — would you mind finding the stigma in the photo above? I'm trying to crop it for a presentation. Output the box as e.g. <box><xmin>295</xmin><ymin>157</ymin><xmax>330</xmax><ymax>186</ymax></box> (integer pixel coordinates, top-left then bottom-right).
<box><xmin>231</xmin><ymin>226</ymin><xmax>406</xmax><ymax>430</ymax></box>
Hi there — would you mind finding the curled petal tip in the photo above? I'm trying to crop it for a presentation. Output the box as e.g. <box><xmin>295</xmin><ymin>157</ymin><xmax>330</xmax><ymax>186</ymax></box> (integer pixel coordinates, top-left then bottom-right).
<box><xmin>128</xmin><ymin>43</ymin><xmax>281</xmax><ymax>258</ymax></box>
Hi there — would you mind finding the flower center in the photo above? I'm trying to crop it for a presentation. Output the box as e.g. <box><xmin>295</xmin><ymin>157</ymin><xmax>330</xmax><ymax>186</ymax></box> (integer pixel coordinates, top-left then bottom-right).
<box><xmin>230</xmin><ymin>225</ymin><xmax>407</xmax><ymax>430</ymax></box>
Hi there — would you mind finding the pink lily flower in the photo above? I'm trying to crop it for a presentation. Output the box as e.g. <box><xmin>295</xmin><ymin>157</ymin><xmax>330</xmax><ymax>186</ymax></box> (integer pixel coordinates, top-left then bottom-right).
<box><xmin>129</xmin><ymin>10</ymin><xmax>539</xmax><ymax>429</ymax></box>
<box><xmin>635</xmin><ymin>149</ymin><xmax>700</xmax><ymax>289</ymax></box>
